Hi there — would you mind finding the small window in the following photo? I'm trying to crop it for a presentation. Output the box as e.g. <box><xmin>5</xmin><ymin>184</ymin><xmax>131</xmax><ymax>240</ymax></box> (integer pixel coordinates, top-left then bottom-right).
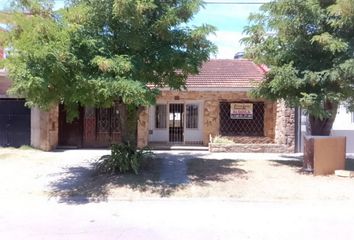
<box><xmin>351</xmin><ymin>112</ymin><xmax>354</xmax><ymax>123</ymax></box>
<box><xmin>186</xmin><ymin>104</ymin><xmax>198</xmax><ymax>129</ymax></box>
<box><xmin>155</xmin><ymin>104</ymin><xmax>167</xmax><ymax>128</ymax></box>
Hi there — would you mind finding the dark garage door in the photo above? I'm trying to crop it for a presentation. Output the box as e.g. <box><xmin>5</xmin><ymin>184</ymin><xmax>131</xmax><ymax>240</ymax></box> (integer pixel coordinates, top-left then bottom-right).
<box><xmin>0</xmin><ymin>99</ymin><xmax>30</xmax><ymax>147</ymax></box>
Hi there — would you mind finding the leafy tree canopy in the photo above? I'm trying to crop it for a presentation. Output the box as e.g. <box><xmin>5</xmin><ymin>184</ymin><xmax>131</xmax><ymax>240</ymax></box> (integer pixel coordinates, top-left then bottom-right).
<box><xmin>242</xmin><ymin>0</ymin><xmax>354</xmax><ymax>135</ymax></box>
<box><xmin>0</xmin><ymin>0</ymin><xmax>216</xmax><ymax>120</ymax></box>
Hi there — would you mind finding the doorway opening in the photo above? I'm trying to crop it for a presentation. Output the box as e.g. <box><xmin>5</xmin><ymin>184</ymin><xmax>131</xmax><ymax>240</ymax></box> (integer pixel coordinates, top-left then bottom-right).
<box><xmin>169</xmin><ymin>104</ymin><xmax>184</xmax><ymax>142</ymax></box>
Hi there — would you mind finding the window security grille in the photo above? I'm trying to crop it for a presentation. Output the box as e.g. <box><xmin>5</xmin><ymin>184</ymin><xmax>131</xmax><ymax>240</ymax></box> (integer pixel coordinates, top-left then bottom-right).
<box><xmin>186</xmin><ymin>104</ymin><xmax>198</xmax><ymax>129</ymax></box>
<box><xmin>155</xmin><ymin>104</ymin><xmax>167</xmax><ymax>128</ymax></box>
<box><xmin>220</xmin><ymin>102</ymin><xmax>264</xmax><ymax>136</ymax></box>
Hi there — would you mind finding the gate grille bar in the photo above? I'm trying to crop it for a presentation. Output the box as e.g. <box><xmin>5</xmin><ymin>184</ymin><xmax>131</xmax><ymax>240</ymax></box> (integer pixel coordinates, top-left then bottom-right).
<box><xmin>169</xmin><ymin>104</ymin><xmax>184</xmax><ymax>142</ymax></box>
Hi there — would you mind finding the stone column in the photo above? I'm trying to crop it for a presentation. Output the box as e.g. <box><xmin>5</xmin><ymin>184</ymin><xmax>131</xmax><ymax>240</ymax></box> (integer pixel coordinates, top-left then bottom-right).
<box><xmin>203</xmin><ymin>100</ymin><xmax>219</xmax><ymax>145</ymax></box>
<box><xmin>274</xmin><ymin>100</ymin><xmax>295</xmax><ymax>153</ymax></box>
<box><xmin>31</xmin><ymin>106</ymin><xmax>59</xmax><ymax>151</ymax></box>
<box><xmin>263</xmin><ymin>101</ymin><xmax>276</xmax><ymax>140</ymax></box>
<box><xmin>137</xmin><ymin>107</ymin><xmax>149</xmax><ymax>148</ymax></box>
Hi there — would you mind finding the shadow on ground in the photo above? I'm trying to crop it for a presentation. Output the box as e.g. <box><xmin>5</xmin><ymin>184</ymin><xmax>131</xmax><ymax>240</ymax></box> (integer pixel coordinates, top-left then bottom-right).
<box><xmin>49</xmin><ymin>152</ymin><xmax>246</xmax><ymax>204</ymax></box>
<box><xmin>270</xmin><ymin>160</ymin><xmax>303</xmax><ymax>168</ymax></box>
<box><xmin>269</xmin><ymin>159</ymin><xmax>308</xmax><ymax>174</ymax></box>
<box><xmin>271</xmin><ymin>158</ymin><xmax>354</xmax><ymax>173</ymax></box>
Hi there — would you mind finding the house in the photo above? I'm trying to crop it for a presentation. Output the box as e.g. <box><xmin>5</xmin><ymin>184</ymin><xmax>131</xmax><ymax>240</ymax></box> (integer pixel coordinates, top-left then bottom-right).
<box><xmin>0</xmin><ymin>47</ymin><xmax>31</xmax><ymax>147</ymax></box>
<box><xmin>136</xmin><ymin>59</ymin><xmax>295</xmax><ymax>153</ymax></box>
<box><xmin>0</xmin><ymin>45</ymin><xmax>122</xmax><ymax>149</ymax></box>
<box><xmin>0</xmin><ymin>58</ymin><xmax>296</xmax><ymax>152</ymax></box>
<box><xmin>298</xmin><ymin>105</ymin><xmax>354</xmax><ymax>154</ymax></box>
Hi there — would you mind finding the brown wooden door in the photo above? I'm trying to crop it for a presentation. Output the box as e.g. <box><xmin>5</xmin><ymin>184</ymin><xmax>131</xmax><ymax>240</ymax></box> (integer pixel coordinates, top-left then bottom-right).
<box><xmin>58</xmin><ymin>104</ymin><xmax>84</xmax><ymax>147</ymax></box>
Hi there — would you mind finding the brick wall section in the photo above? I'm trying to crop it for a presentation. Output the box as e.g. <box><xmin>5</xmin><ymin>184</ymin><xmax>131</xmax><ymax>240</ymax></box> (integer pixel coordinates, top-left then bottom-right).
<box><xmin>31</xmin><ymin>106</ymin><xmax>59</xmax><ymax>151</ymax></box>
<box><xmin>137</xmin><ymin>90</ymin><xmax>278</xmax><ymax>148</ymax></box>
<box><xmin>137</xmin><ymin>107</ymin><xmax>149</xmax><ymax>148</ymax></box>
<box><xmin>274</xmin><ymin>100</ymin><xmax>295</xmax><ymax>152</ymax></box>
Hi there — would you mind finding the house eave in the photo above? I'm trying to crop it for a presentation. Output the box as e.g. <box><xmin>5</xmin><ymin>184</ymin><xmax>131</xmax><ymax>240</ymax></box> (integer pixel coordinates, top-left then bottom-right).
<box><xmin>158</xmin><ymin>87</ymin><xmax>254</xmax><ymax>92</ymax></box>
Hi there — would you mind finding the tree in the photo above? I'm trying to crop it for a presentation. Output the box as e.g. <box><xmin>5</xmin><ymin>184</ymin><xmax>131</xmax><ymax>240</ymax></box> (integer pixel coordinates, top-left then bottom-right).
<box><xmin>242</xmin><ymin>0</ymin><xmax>354</xmax><ymax>135</ymax></box>
<box><xmin>0</xmin><ymin>0</ymin><xmax>216</xmax><ymax>144</ymax></box>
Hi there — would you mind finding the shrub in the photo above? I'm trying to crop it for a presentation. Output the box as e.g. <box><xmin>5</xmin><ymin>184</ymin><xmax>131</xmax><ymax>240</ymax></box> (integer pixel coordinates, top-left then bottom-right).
<box><xmin>95</xmin><ymin>143</ymin><xmax>152</xmax><ymax>175</ymax></box>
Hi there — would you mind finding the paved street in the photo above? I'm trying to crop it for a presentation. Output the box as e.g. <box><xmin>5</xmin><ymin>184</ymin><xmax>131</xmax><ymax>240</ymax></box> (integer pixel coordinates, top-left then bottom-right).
<box><xmin>0</xmin><ymin>199</ymin><xmax>354</xmax><ymax>240</ymax></box>
<box><xmin>1</xmin><ymin>149</ymin><xmax>354</xmax><ymax>239</ymax></box>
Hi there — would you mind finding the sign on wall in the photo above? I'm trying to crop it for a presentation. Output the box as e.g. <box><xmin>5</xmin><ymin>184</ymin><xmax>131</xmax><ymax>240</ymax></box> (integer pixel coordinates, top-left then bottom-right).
<box><xmin>230</xmin><ymin>103</ymin><xmax>253</xmax><ymax>119</ymax></box>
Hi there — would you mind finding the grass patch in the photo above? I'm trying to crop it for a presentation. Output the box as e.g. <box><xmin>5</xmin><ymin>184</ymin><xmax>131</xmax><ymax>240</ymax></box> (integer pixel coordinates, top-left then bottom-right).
<box><xmin>19</xmin><ymin>145</ymin><xmax>37</xmax><ymax>150</ymax></box>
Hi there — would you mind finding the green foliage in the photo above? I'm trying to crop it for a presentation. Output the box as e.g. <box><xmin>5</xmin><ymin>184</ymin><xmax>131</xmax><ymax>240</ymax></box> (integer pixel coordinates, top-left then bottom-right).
<box><xmin>242</xmin><ymin>0</ymin><xmax>354</xmax><ymax>125</ymax></box>
<box><xmin>0</xmin><ymin>0</ymin><xmax>216</xmax><ymax>121</ymax></box>
<box><xmin>95</xmin><ymin>143</ymin><xmax>153</xmax><ymax>175</ymax></box>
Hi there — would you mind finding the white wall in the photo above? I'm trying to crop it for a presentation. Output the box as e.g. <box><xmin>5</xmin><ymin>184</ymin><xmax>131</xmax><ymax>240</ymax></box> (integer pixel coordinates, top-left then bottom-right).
<box><xmin>300</xmin><ymin>105</ymin><xmax>354</xmax><ymax>153</ymax></box>
<box><xmin>184</xmin><ymin>101</ymin><xmax>203</xmax><ymax>143</ymax></box>
<box><xmin>331</xmin><ymin>105</ymin><xmax>354</xmax><ymax>153</ymax></box>
<box><xmin>30</xmin><ymin>107</ymin><xmax>41</xmax><ymax>148</ymax></box>
<box><xmin>148</xmin><ymin>101</ymin><xmax>204</xmax><ymax>144</ymax></box>
<box><xmin>148</xmin><ymin>106</ymin><xmax>169</xmax><ymax>142</ymax></box>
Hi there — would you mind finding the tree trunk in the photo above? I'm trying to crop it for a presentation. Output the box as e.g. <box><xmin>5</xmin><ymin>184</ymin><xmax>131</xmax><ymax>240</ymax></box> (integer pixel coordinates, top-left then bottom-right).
<box><xmin>306</xmin><ymin>101</ymin><xmax>338</xmax><ymax>136</ymax></box>
<box><xmin>118</xmin><ymin>103</ymin><xmax>138</xmax><ymax>146</ymax></box>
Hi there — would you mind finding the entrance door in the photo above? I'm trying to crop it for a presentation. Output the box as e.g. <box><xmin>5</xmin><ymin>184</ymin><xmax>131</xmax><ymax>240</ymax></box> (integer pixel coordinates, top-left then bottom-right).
<box><xmin>169</xmin><ymin>104</ymin><xmax>184</xmax><ymax>142</ymax></box>
<box><xmin>58</xmin><ymin>105</ymin><xmax>84</xmax><ymax>147</ymax></box>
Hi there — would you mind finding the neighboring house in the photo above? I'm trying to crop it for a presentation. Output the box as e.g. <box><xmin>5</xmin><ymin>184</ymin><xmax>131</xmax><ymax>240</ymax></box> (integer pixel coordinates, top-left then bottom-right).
<box><xmin>0</xmin><ymin>59</ymin><xmax>296</xmax><ymax>152</ymax></box>
<box><xmin>298</xmin><ymin>105</ymin><xmax>354</xmax><ymax>154</ymax></box>
<box><xmin>0</xmin><ymin>45</ymin><xmax>121</xmax><ymax>149</ymax></box>
<box><xmin>0</xmin><ymin>47</ymin><xmax>31</xmax><ymax>147</ymax></box>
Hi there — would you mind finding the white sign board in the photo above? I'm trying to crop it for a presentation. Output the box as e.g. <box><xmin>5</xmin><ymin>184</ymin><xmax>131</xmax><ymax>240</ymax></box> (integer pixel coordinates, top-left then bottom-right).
<box><xmin>230</xmin><ymin>103</ymin><xmax>253</xmax><ymax>119</ymax></box>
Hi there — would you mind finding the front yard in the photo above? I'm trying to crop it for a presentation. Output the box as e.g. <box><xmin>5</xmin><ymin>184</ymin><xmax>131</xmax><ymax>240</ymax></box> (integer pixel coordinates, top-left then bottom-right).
<box><xmin>1</xmin><ymin>148</ymin><xmax>354</xmax><ymax>203</ymax></box>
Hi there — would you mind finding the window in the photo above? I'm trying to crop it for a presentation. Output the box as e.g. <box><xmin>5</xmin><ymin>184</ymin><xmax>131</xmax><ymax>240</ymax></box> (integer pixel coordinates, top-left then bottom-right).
<box><xmin>219</xmin><ymin>102</ymin><xmax>264</xmax><ymax>136</ymax></box>
<box><xmin>351</xmin><ymin>112</ymin><xmax>354</xmax><ymax>123</ymax></box>
<box><xmin>186</xmin><ymin>104</ymin><xmax>198</xmax><ymax>129</ymax></box>
<box><xmin>155</xmin><ymin>104</ymin><xmax>167</xmax><ymax>128</ymax></box>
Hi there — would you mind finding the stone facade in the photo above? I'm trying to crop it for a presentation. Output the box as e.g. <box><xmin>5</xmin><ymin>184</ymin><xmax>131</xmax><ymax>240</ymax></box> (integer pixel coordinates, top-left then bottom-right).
<box><xmin>29</xmin><ymin>92</ymin><xmax>295</xmax><ymax>153</ymax></box>
<box><xmin>274</xmin><ymin>101</ymin><xmax>295</xmax><ymax>152</ymax></box>
<box><xmin>137</xmin><ymin>107</ymin><xmax>149</xmax><ymax>148</ymax></box>
<box><xmin>31</xmin><ymin>106</ymin><xmax>59</xmax><ymax>151</ymax></box>
<box><xmin>136</xmin><ymin>90</ymin><xmax>295</xmax><ymax>153</ymax></box>
<box><xmin>209</xmin><ymin>143</ymin><xmax>288</xmax><ymax>153</ymax></box>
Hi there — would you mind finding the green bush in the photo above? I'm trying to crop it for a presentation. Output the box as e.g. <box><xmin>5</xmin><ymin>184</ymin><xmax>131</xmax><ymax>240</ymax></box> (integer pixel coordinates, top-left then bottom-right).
<box><xmin>95</xmin><ymin>143</ymin><xmax>152</xmax><ymax>175</ymax></box>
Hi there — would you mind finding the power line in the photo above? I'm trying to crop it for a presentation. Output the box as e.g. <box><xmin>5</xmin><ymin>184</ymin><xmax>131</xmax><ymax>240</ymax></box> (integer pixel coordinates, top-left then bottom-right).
<box><xmin>52</xmin><ymin>0</ymin><xmax>268</xmax><ymax>4</ymax></box>
<box><xmin>204</xmin><ymin>1</ymin><xmax>268</xmax><ymax>4</ymax></box>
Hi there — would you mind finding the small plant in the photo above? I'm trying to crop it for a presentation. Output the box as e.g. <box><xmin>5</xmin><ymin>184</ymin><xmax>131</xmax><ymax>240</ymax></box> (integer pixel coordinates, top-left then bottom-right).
<box><xmin>95</xmin><ymin>143</ymin><xmax>153</xmax><ymax>175</ymax></box>
<box><xmin>212</xmin><ymin>135</ymin><xmax>235</xmax><ymax>144</ymax></box>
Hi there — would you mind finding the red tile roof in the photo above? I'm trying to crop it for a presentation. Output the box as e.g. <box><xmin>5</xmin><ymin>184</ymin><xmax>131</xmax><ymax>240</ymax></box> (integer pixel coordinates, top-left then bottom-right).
<box><xmin>186</xmin><ymin>59</ymin><xmax>266</xmax><ymax>88</ymax></box>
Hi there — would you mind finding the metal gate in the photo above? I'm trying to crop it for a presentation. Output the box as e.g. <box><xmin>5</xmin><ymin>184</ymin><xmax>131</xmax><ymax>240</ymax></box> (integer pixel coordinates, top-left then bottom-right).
<box><xmin>169</xmin><ymin>104</ymin><xmax>184</xmax><ymax>142</ymax></box>
<box><xmin>59</xmin><ymin>104</ymin><xmax>121</xmax><ymax>148</ymax></box>
<box><xmin>83</xmin><ymin>105</ymin><xmax>121</xmax><ymax>147</ymax></box>
<box><xmin>0</xmin><ymin>99</ymin><xmax>30</xmax><ymax>147</ymax></box>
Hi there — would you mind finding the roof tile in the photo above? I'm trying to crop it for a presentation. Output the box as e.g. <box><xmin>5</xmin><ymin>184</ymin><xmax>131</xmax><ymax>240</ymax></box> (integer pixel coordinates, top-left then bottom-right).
<box><xmin>186</xmin><ymin>59</ymin><xmax>265</xmax><ymax>88</ymax></box>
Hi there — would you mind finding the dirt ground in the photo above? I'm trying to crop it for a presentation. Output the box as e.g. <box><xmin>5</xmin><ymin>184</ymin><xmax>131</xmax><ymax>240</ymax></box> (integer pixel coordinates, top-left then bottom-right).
<box><xmin>1</xmin><ymin>148</ymin><xmax>354</xmax><ymax>203</ymax></box>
